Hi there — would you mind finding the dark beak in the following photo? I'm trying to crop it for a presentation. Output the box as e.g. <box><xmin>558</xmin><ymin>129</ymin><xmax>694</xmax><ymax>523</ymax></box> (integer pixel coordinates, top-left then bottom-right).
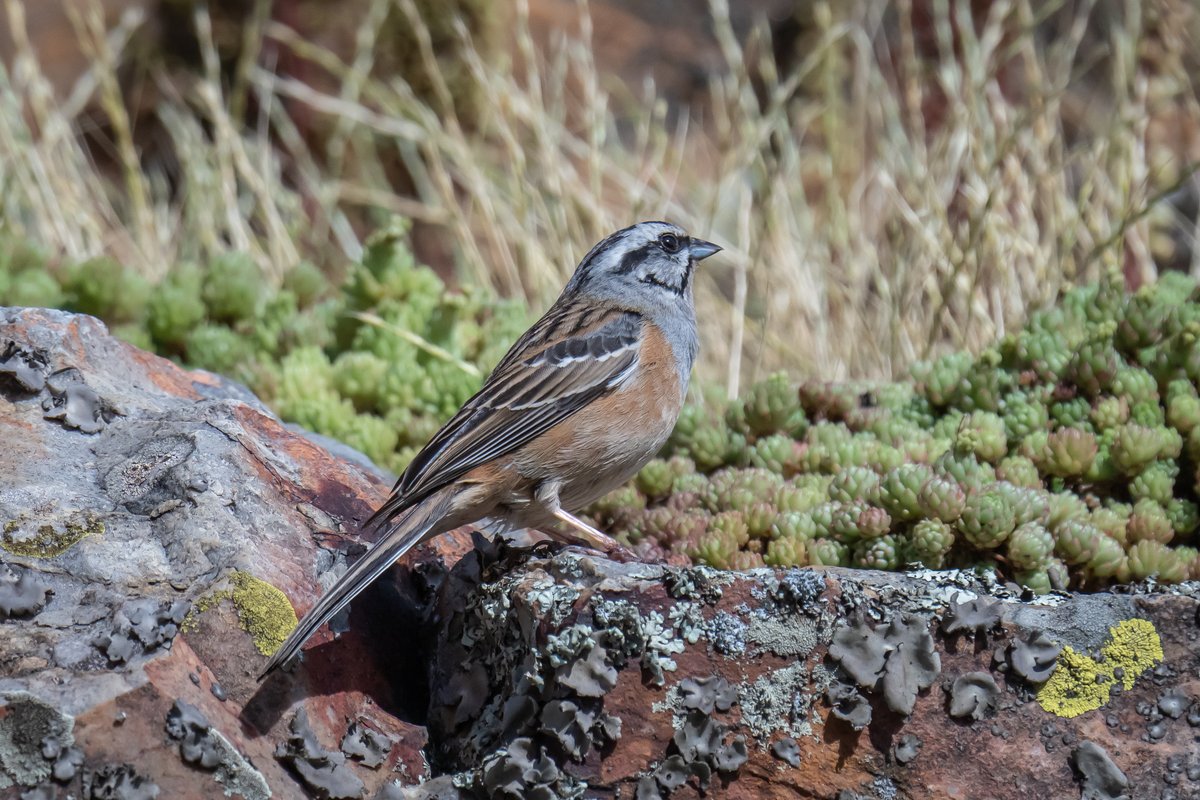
<box><xmin>689</xmin><ymin>239</ymin><xmax>722</xmax><ymax>261</ymax></box>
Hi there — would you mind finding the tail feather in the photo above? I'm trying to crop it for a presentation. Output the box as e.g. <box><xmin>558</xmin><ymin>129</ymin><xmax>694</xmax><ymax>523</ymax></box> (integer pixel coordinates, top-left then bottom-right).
<box><xmin>258</xmin><ymin>488</ymin><xmax>455</xmax><ymax>679</ymax></box>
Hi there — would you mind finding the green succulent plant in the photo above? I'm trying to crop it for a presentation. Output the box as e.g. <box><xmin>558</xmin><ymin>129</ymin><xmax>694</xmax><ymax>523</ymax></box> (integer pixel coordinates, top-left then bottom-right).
<box><xmin>790</xmin><ymin>278</ymin><xmax>1195</xmax><ymax>589</ymax></box>
<box><xmin>957</xmin><ymin>484</ymin><xmax>1017</xmax><ymax>550</ymax></box>
<box><xmin>906</xmin><ymin>518</ymin><xmax>956</xmax><ymax>568</ymax></box>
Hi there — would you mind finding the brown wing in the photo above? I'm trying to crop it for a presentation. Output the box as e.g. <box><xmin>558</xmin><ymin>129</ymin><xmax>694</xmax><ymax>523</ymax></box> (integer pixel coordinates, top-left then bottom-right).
<box><xmin>363</xmin><ymin>306</ymin><xmax>643</xmax><ymax>529</ymax></box>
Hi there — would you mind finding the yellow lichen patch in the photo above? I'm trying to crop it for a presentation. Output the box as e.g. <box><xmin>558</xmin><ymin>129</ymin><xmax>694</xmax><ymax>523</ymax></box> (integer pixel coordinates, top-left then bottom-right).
<box><xmin>1036</xmin><ymin>618</ymin><xmax>1163</xmax><ymax>718</ymax></box>
<box><xmin>1036</xmin><ymin>646</ymin><xmax>1111</xmax><ymax>718</ymax></box>
<box><xmin>180</xmin><ymin>589</ymin><xmax>233</xmax><ymax>633</ymax></box>
<box><xmin>1101</xmin><ymin>618</ymin><xmax>1163</xmax><ymax>689</ymax></box>
<box><xmin>229</xmin><ymin>571</ymin><xmax>298</xmax><ymax>656</ymax></box>
<box><xmin>1</xmin><ymin>514</ymin><xmax>104</xmax><ymax>558</ymax></box>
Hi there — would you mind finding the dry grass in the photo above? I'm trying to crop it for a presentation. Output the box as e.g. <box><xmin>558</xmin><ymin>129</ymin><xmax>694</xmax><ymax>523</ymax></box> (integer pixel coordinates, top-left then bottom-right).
<box><xmin>1</xmin><ymin>0</ymin><xmax>1198</xmax><ymax>394</ymax></box>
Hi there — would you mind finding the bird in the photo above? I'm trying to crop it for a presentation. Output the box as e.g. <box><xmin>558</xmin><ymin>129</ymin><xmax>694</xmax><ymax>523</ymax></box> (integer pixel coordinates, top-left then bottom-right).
<box><xmin>260</xmin><ymin>221</ymin><xmax>721</xmax><ymax>677</ymax></box>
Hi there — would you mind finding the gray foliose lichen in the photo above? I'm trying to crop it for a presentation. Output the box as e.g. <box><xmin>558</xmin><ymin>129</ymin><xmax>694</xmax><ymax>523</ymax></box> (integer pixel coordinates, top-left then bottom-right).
<box><xmin>165</xmin><ymin>701</ymin><xmax>269</xmax><ymax>800</ymax></box>
<box><xmin>275</xmin><ymin>709</ymin><xmax>366</xmax><ymax>800</ymax></box>
<box><xmin>828</xmin><ymin>615</ymin><xmax>941</xmax><ymax>717</ymax></box>
<box><xmin>0</xmin><ymin>692</ymin><xmax>74</xmax><ymax>789</ymax></box>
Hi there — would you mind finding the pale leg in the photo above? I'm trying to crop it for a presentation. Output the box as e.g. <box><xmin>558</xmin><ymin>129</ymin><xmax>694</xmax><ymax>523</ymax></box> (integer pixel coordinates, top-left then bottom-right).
<box><xmin>552</xmin><ymin>508</ymin><xmax>622</xmax><ymax>552</ymax></box>
<box><xmin>534</xmin><ymin>478</ymin><xmax>622</xmax><ymax>552</ymax></box>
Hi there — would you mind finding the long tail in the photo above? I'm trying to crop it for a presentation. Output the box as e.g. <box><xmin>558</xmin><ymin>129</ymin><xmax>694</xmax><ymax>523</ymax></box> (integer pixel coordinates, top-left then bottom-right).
<box><xmin>258</xmin><ymin>487</ymin><xmax>457</xmax><ymax>679</ymax></box>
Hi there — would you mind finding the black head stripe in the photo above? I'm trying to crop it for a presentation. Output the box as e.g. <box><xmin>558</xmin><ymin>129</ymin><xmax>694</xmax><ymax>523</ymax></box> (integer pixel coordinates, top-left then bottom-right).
<box><xmin>640</xmin><ymin>273</ymin><xmax>686</xmax><ymax>295</ymax></box>
<box><xmin>614</xmin><ymin>242</ymin><xmax>658</xmax><ymax>276</ymax></box>
<box><xmin>572</xmin><ymin>227</ymin><xmax>637</xmax><ymax>286</ymax></box>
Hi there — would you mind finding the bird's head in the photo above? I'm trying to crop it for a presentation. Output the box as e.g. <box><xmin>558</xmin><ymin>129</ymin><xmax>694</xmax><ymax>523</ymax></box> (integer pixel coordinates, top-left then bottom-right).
<box><xmin>565</xmin><ymin>221</ymin><xmax>721</xmax><ymax>313</ymax></box>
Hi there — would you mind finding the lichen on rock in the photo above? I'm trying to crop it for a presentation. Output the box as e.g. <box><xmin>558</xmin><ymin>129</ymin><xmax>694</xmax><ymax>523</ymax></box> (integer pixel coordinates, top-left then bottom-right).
<box><xmin>1070</xmin><ymin>741</ymin><xmax>1130</xmax><ymax>800</ymax></box>
<box><xmin>1100</xmin><ymin>618</ymin><xmax>1163</xmax><ymax>689</ymax></box>
<box><xmin>0</xmin><ymin>341</ymin><xmax>50</xmax><ymax>393</ymax></box>
<box><xmin>0</xmin><ymin>692</ymin><xmax>74</xmax><ymax>789</ymax></box>
<box><xmin>1</xmin><ymin>513</ymin><xmax>103</xmax><ymax>558</ymax></box>
<box><xmin>1007</xmin><ymin>630</ymin><xmax>1062</xmax><ymax>683</ymax></box>
<box><xmin>275</xmin><ymin>709</ymin><xmax>366</xmax><ymax>800</ymax></box>
<box><xmin>229</xmin><ymin>570</ymin><xmax>299</xmax><ymax>656</ymax></box>
<box><xmin>477</xmin><ymin>736</ymin><xmax>580</xmax><ymax>799</ymax></box>
<box><xmin>940</xmin><ymin>595</ymin><xmax>1002</xmax><ymax>638</ymax></box>
<box><xmin>828</xmin><ymin>614</ymin><xmax>941</xmax><ymax>717</ymax></box>
<box><xmin>947</xmin><ymin>672</ymin><xmax>999</xmax><ymax>721</ymax></box>
<box><xmin>1036</xmin><ymin>647</ymin><xmax>1110</xmax><ymax>718</ymax></box>
<box><xmin>892</xmin><ymin>733</ymin><xmax>922</xmax><ymax>765</ymax></box>
<box><xmin>341</xmin><ymin>722</ymin><xmax>396</xmax><ymax>770</ymax></box>
<box><xmin>82</xmin><ymin>763</ymin><xmax>160</xmax><ymax>800</ymax></box>
<box><xmin>676</xmin><ymin>675</ymin><xmax>736</xmax><ymax>716</ymax></box>
<box><xmin>166</xmin><ymin>701</ymin><xmax>223</xmax><ymax>769</ymax></box>
<box><xmin>591</xmin><ymin>597</ymin><xmax>685</xmax><ymax>686</ymax></box>
<box><xmin>770</xmin><ymin>736</ymin><xmax>801</xmax><ymax>767</ymax></box>
<box><xmin>826</xmin><ymin>679</ymin><xmax>872</xmax><ymax>730</ymax></box>
<box><xmin>553</xmin><ymin>634</ymin><xmax>618</xmax><ymax>698</ymax></box>
<box><xmin>0</xmin><ymin>563</ymin><xmax>50</xmax><ymax>617</ymax></box>
<box><xmin>187</xmin><ymin>571</ymin><xmax>299</xmax><ymax>656</ymax></box>
<box><xmin>1036</xmin><ymin>618</ymin><xmax>1163</xmax><ymax>718</ymax></box>
<box><xmin>41</xmin><ymin>371</ymin><xmax>118</xmax><ymax>433</ymax></box>
<box><xmin>165</xmin><ymin>700</ymin><xmax>270</xmax><ymax>800</ymax></box>
<box><xmin>95</xmin><ymin>599</ymin><xmax>190</xmax><ymax>665</ymax></box>
<box><xmin>737</xmin><ymin>663</ymin><xmax>815</xmax><ymax>741</ymax></box>
<box><xmin>704</xmin><ymin>610</ymin><xmax>747</xmax><ymax>656</ymax></box>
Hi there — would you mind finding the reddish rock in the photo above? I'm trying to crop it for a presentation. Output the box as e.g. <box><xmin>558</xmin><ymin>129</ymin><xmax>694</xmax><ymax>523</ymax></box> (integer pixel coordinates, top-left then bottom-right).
<box><xmin>0</xmin><ymin>307</ymin><xmax>465</xmax><ymax>799</ymax></box>
<box><xmin>424</xmin><ymin>545</ymin><xmax>1200</xmax><ymax>799</ymax></box>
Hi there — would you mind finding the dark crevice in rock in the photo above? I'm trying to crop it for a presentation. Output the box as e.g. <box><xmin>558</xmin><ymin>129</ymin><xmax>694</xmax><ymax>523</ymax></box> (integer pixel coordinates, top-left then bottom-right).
<box><xmin>358</xmin><ymin>570</ymin><xmax>439</xmax><ymax>723</ymax></box>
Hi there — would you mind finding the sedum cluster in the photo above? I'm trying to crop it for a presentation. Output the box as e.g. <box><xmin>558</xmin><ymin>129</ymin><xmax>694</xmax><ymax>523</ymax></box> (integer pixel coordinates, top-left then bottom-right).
<box><xmin>587</xmin><ymin>274</ymin><xmax>1200</xmax><ymax>592</ymax></box>
<box><xmin>0</xmin><ymin>223</ymin><xmax>528</xmax><ymax>474</ymax></box>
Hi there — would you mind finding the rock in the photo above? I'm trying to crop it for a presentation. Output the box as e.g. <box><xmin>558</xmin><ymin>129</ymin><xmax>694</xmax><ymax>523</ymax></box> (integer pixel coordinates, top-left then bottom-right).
<box><xmin>0</xmin><ymin>308</ymin><xmax>466</xmax><ymax>798</ymax></box>
<box><xmin>3</xmin><ymin>306</ymin><xmax>1199</xmax><ymax>800</ymax></box>
<box><xmin>421</xmin><ymin>544</ymin><xmax>1200</xmax><ymax>799</ymax></box>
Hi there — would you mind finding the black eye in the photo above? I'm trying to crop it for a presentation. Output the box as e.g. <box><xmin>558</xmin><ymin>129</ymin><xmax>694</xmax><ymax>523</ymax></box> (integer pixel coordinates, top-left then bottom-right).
<box><xmin>659</xmin><ymin>233</ymin><xmax>681</xmax><ymax>253</ymax></box>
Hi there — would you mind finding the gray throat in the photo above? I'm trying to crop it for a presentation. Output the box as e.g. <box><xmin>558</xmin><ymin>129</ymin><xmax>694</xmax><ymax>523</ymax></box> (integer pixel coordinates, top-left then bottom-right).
<box><xmin>660</xmin><ymin>305</ymin><xmax>699</xmax><ymax>400</ymax></box>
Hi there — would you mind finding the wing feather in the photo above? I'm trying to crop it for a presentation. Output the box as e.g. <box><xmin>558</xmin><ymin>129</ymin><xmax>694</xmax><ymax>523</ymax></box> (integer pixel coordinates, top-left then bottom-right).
<box><xmin>366</xmin><ymin>308</ymin><xmax>642</xmax><ymax>524</ymax></box>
